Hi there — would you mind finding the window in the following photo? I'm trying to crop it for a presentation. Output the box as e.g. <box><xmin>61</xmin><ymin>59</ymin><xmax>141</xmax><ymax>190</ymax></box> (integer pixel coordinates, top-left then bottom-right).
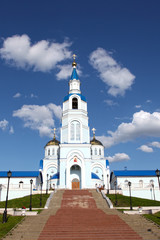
<box><xmin>72</xmin><ymin>98</ymin><xmax>78</xmax><ymax>109</ymax></box>
<box><xmin>139</xmin><ymin>180</ymin><xmax>143</xmax><ymax>188</ymax></box>
<box><xmin>70</xmin><ymin>121</ymin><xmax>80</xmax><ymax>141</ymax></box>
<box><xmin>48</xmin><ymin>149</ymin><xmax>50</xmax><ymax>156</ymax></box>
<box><xmin>95</xmin><ymin>148</ymin><xmax>97</xmax><ymax>155</ymax></box>
<box><xmin>124</xmin><ymin>180</ymin><xmax>128</xmax><ymax>187</ymax></box>
<box><xmin>91</xmin><ymin>148</ymin><xmax>92</xmax><ymax>155</ymax></box>
<box><xmin>99</xmin><ymin>149</ymin><xmax>101</xmax><ymax>155</ymax></box>
<box><xmin>52</xmin><ymin>148</ymin><xmax>55</xmax><ymax>155</ymax></box>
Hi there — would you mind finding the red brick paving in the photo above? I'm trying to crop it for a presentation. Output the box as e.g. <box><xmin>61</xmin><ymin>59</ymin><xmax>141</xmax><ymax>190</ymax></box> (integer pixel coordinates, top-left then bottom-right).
<box><xmin>38</xmin><ymin>190</ymin><xmax>142</xmax><ymax>240</ymax></box>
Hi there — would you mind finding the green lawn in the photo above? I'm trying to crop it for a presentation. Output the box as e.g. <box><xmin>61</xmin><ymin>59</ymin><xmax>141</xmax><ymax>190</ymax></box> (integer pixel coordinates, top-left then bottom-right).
<box><xmin>0</xmin><ymin>194</ymin><xmax>50</xmax><ymax>209</ymax></box>
<box><xmin>144</xmin><ymin>211</ymin><xmax>160</xmax><ymax>226</ymax></box>
<box><xmin>0</xmin><ymin>214</ymin><xmax>24</xmax><ymax>239</ymax></box>
<box><xmin>107</xmin><ymin>194</ymin><xmax>160</xmax><ymax>207</ymax></box>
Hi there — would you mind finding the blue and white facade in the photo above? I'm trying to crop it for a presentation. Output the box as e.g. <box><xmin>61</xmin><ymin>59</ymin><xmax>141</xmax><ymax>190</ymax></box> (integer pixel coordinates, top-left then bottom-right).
<box><xmin>41</xmin><ymin>59</ymin><xmax>110</xmax><ymax>190</ymax></box>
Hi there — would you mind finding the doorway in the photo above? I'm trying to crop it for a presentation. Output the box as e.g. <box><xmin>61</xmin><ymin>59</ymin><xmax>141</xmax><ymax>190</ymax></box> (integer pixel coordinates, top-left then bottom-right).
<box><xmin>72</xmin><ymin>178</ymin><xmax>80</xmax><ymax>189</ymax></box>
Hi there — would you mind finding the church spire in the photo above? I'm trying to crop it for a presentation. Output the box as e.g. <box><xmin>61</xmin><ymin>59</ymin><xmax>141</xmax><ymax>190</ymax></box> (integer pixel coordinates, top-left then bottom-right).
<box><xmin>71</xmin><ymin>54</ymin><xmax>79</xmax><ymax>80</ymax></box>
<box><xmin>69</xmin><ymin>54</ymin><xmax>81</xmax><ymax>94</ymax></box>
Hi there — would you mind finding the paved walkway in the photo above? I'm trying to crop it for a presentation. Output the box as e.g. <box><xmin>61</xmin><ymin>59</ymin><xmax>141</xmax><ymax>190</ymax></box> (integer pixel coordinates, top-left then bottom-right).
<box><xmin>3</xmin><ymin>190</ymin><xmax>160</xmax><ymax>240</ymax></box>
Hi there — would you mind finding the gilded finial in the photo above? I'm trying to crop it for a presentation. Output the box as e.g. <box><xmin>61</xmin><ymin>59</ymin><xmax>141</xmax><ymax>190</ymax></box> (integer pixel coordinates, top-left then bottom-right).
<box><xmin>92</xmin><ymin>128</ymin><xmax>96</xmax><ymax>139</ymax></box>
<box><xmin>72</xmin><ymin>54</ymin><xmax>77</xmax><ymax>67</ymax></box>
<box><xmin>53</xmin><ymin>128</ymin><xmax>56</xmax><ymax>140</ymax></box>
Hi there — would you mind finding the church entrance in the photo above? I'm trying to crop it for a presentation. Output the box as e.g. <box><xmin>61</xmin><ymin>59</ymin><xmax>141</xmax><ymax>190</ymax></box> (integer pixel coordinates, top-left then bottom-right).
<box><xmin>72</xmin><ymin>178</ymin><xmax>80</xmax><ymax>189</ymax></box>
<box><xmin>70</xmin><ymin>164</ymin><xmax>81</xmax><ymax>189</ymax></box>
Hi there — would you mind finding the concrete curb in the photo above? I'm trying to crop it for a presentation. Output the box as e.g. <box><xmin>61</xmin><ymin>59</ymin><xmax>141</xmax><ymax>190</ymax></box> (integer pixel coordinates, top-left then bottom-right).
<box><xmin>101</xmin><ymin>190</ymin><xmax>113</xmax><ymax>208</ymax></box>
<box><xmin>44</xmin><ymin>191</ymin><xmax>54</xmax><ymax>209</ymax></box>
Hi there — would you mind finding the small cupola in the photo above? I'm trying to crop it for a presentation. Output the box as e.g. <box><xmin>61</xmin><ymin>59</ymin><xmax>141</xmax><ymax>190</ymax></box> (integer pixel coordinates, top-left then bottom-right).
<box><xmin>45</xmin><ymin>128</ymin><xmax>60</xmax><ymax>147</ymax></box>
<box><xmin>90</xmin><ymin>128</ymin><xmax>103</xmax><ymax>146</ymax></box>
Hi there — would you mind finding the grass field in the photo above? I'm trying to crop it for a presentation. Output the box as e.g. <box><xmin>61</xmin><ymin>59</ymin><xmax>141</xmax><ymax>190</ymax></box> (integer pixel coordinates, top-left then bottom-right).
<box><xmin>107</xmin><ymin>194</ymin><xmax>160</xmax><ymax>207</ymax></box>
<box><xmin>0</xmin><ymin>194</ymin><xmax>50</xmax><ymax>239</ymax></box>
<box><xmin>0</xmin><ymin>194</ymin><xmax>50</xmax><ymax>209</ymax></box>
<box><xmin>144</xmin><ymin>211</ymin><xmax>160</xmax><ymax>226</ymax></box>
<box><xmin>0</xmin><ymin>215</ymin><xmax>24</xmax><ymax>239</ymax></box>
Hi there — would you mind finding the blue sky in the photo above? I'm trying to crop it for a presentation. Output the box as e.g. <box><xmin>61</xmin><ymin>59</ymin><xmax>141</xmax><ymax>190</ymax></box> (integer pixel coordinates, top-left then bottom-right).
<box><xmin>0</xmin><ymin>0</ymin><xmax>160</xmax><ymax>171</ymax></box>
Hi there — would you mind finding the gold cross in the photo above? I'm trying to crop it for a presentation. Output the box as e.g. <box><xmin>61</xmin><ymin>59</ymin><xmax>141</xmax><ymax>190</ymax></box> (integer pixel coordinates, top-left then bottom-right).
<box><xmin>92</xmin><ymin>128</ymin><xmax>96</xmax><ymax>135</ymax></box>
<box><xmin>53</xmin><ymin>128</ymin><xmax>56</xmax><ymax>139</ymax></box>
<box><xmin>73</xmin><ymin>54</ymin><xmax>76</xmax><ymax>60</ymax></box>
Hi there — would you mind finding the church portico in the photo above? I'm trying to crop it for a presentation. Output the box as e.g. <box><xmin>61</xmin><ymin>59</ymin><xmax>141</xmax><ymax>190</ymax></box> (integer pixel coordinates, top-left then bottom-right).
<box><xmin>66</xmin><ymin>151</ymin><xmax>85</xmax><ymax>189</ymax></box>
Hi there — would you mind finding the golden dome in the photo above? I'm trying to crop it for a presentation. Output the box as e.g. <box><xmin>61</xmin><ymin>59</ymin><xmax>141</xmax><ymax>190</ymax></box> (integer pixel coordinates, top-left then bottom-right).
<box><xmin>72</xmin><ymin>61</ymin><xmax>77</xmax><ymax>67</ymax></box>
<box><xmin>90</xmin><ymin>137</ymin><xmax>103</xmax><ymax>146</ymax></box>
<box><xmin>45</xmin><ymin>133</ymin><xmax>60</xmax><ymax>147</ymax></box>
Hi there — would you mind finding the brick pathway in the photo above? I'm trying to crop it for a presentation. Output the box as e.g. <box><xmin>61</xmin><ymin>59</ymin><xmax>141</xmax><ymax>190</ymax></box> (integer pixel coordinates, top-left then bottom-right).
<box><xmin>38</xmin><ymin>190</ymin><xmax>142</xmax><ymax>240</ymax></box>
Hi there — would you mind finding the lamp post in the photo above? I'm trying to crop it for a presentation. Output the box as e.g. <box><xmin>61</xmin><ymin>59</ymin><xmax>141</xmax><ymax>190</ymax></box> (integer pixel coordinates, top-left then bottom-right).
<box><xmin>29</xmin><ymin>179</ymin><xmax>33</xmax><ymax>211</ymax></box>
<box><xmin>107</xmin><ymin>174</ymin><xmax>109</xmax><ymax>194</ymax></box>
<box><xmin>128</xmin><ymin>181</ymin><xmax>133</xmax><ymax>210</ymax></box>
<box><xmin>40</xmin><ymin>182</ymin><xmax>43</xmax><ymax>207</ymax></box>
<box><xmin>114</xmin><ymin>181</ymin><xmax>117</xmax><ymax>206</ymax></box>
<box><xmin>46</xmin><ymin>174</ymin><xmax>49</xmax><ymax>195</ymax></box>
<box><xmin>102</xmin><ymin>174</ymin><xmax>104</xmax><ymax>188</ymax></box>
<box><xmin>155</xmin><ymin>169</ymin><xmax>160</xmax><ymax>190</ymax></box>
<box><xmin>3</xmin><ymin>170</ymin><xmax>12</xmax><ymax>223</ymax></box>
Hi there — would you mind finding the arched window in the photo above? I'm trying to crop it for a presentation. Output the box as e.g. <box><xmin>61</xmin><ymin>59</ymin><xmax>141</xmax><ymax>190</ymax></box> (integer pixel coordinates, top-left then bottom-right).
<box><xmin>99</xmin><ymin>149</ymin><xmax>101</xmax><ymax>155</ymax></box>
<box><xmin>95</xmin><ymin>148</ymin><xmax>97</xmax><ymax>155</ymax></box>
<box><xmin>52</xmin><ymin>148</ymin><xmax>55</xmax><ymax>155</ymax></box>
<box><xmin>48</xmin><ymin>149</ymin><xmax>50</xmax><ymax>156</ymax></box>
<box><xmin>70</xmin><ymin>121</ymin><xmax>80</xmax><ymax>141</ymax></box>
<box><xmin>124</xmin><ymin>180</ymin><xmax>128</xmax><ymax>187</ymax></box>
<box><xmin>72</xmin><ymin>98</ymin><xmax>78</xmax><ymax>109</ymax></box>
<box><xmin>139</xmin><ymin>180</ymin><xmax>143</xmax><ymax>188</ymax></box>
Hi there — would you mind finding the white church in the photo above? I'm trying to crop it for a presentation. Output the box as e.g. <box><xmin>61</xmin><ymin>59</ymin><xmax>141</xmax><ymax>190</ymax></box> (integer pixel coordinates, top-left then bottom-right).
<box><xmin>0</xmin><ymin>57</ymin><xmax>159</xmax><ymax>201</ymax></box>
<box><xmin>0</xmin><ymin>57</ymin><xmax>109</xmax><ymax>201</ymax></box>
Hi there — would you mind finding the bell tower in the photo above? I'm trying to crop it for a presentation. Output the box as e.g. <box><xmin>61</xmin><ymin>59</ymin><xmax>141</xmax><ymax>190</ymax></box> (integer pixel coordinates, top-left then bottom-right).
<box><xmin>60</xmin><ymin>55</ymin><xmax>90</xmax><ymax>144</ymax></box>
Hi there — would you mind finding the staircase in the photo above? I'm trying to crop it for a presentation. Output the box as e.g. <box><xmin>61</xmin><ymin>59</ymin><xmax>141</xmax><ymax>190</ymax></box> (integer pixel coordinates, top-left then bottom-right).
<box><xmin>3</xmin><ymin>190</ymin><xmax>160</xmax><ymax>240</ymax></box>
<box><xmin>38</xmin><ymin>190</ymin><xmax>143</xmax><ymax>240</ymax></box>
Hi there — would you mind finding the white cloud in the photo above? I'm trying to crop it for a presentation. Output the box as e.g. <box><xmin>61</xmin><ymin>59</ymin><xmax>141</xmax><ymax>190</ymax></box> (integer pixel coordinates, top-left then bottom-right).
<box><xmin>89</xmin><ymin>48</ymin><xmax>135</xmax><ymax>97</ymax></box>
<box><xmin>13</xmin><ymin>92</ymin><xmax>21</xmax><ymax>98</ymax></box>
<box><xmin>9</xmin><ymin>126</ymin><xmax>14</xmax><ymax>134</ymax></box>
<box><xmin>98</xmin><ymin>110</ymin><xmax>160</xmax><ymax>148</ymax></box>
<box><xmin>135</xmin><ymin>105</ymin><xmax>141</xmax><ymax>109</ymax></box>
<box><xmin>138</xmin><ymin>145</ymin><xmax>153</xmax><ymax>153</ymax></box>
<box><xmin>106</xmin><ymin>153</ymin><xmax>130</xmax><ymax>163</ymax></box>
<box><xmin>104</xmin><ymin>99</ymin><xmax>118</xmax><ymax>106</ymax></box>
<box><xmin>149</xmin><ymin>141</ymin><xmax>160</xmax><ymax>148</ymax></box>
<box><xmin>56</xmin><ymin>64</ymin><xmax>82</xmax><ymax>80</ymax></box>
<box><xmin>0</xmin><ymin>119</ymin><xmax>9</xmax><ymax>131</ymax></box>
<box><xmin>0</xmin><ymin>34</ymin><xmax>72</xmax><ymax>72</ymax></box>
<box><xmin>30</xmin><ymin>93</ymin><xmax>38</xmax><ymax>98</ymax></box>
<box><xmin>13</xmin><ymin>103</ymin><xmax>62</xmax><ymax>137</ymax></box>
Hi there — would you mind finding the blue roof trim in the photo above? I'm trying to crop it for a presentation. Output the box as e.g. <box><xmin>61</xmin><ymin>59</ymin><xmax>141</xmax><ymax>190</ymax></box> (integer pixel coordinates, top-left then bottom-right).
<box><xmin>39</xmin><ymin>160</ymin><xmax>43</xmax><ymax>171</ymax></box>
<box><xmin>0</xmin><ymin>171</ymin><xmax>40</xmax><ymax>178</ymax></box>
<box><xmin>91</xmin><ymin>172</ymin><xmax>100</xmax><ymax>179</ymax></box>
<box><xmin>51</xmin><ymin>172</ymin><xmax>59</xmax><ymax>179</ymax></box>
<box><xmin>71</xmin><ymin>68</ymin><xmax>79</xmax><ymax>80</ymax></box>
<box><xmin>106</xmin><ymin>160</ymin><xmax>109</xmax><ymax>167</ymax></box>
<box><xmin>63</xmin><ymin>93</ymin><xmax>86</xmax><ymax>102</ymax></box>
<box><xmin>113</xmin><ymin>170</ymin><xmax>157</xmax><ymax>177</ymax></box>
